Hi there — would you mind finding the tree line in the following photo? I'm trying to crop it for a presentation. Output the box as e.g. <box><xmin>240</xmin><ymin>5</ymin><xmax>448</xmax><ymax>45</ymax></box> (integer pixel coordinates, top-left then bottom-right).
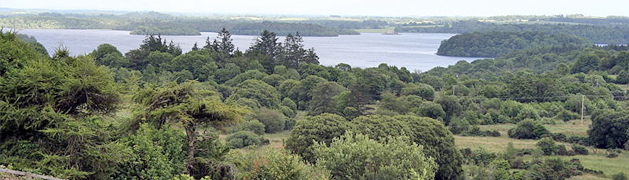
<box><xmin>396</xmin><ymin>20</ymin><xmax>629</xmax><ymax>44</ymax></box>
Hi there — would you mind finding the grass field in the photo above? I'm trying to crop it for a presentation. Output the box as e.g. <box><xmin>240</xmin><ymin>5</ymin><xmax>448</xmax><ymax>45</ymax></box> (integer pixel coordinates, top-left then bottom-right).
<box><xmin>354</xmin><ymin>26</ymin><xmax>395</xmax><ymax>33</ymax></box>
<box><xmin>478</xmin><ymin>119</ymin><xmax>591</xmax><ymax>136</ymax></box>
<box><xmin>456</xmin><ymin>119</ymin><xmax>629</xmax><ymax>179</ymax></box>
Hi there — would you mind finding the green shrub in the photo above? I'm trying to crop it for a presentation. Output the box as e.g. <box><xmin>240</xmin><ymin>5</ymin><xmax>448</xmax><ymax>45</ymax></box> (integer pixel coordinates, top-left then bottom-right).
<box><xmin>227</xmin><ymin>119</ymin><xmax>266</xmax><ymax>135</ymax></box>
<box><xmin>617</xmin><ymin>70</ymin><xmax>629</xmax><ymax>84</ymax></box>
<box><xmin>112</xmin><ymin>124</ymin><xmax>186</xmax><ymax>180</ymax></box>
<box><xmin>279</xmin><ymin>105</ymin><xmax>296</xmax><ymax>118</ymax></box>
<box><xmin>313</xmin><ymin>133</ymin><xmax>436</xmax><ymax>180</ymax></box>
<box><xmin>227</xmin><ymin>149</ymin><xmax>330</xmax><ymax>180</ymax></box>
<box><xmin>253</xmin><ymin>108</ymin><xmax>286</xmax><ymax>133</ymax></box>
<box><xmin>449</xmin><ymin>118</ymin><xmax>470</xmax><ymax>134</ymax></box>
<box><xmin>527</xmin><ymin>158</ymin><xmax>584</xmax><ymax>180</ymax></box>
<box><xmin>554</xmin><ymin>109</ymin><xmax>580</xmax><ymax>121</ymax></box>
<box><xmin>225</xmin><ymin>131</ymin><xmax>265</xmax><ymax>149</ymax></box>
<box><xmin>508</xmin><ymin>119</ymin><xmax>550</xmax><ymax>139</ymax></box>
<box><xmin>401</xmin><ymin>83</ymin><xmax>435</xmax><ymax>101</ymax></box>
<box><xmin>536</xmin><ymin>137</ymin><xmax>558</xmax><ymax>155</ymax></box>
<box><xmin>393</xmin><ymin>116</ymin><xmax>464</xmax><ymax>180</ymax></box>
<box><xmin>414</xmin><ymin>101</ymin><xmax>446</xmax><ymax>120</ymax></box>
<box><xmin>285</xmin><ymin>113</ymin><xmax>351</xmax><ymax>163</ymax></box>
<box><xmin>606</xmin><ymin>149</ymin><xmax>619</xmax><ymax>158</ymax></box>
<box><xmin>284</xmin><ymin>118</ymin><xmax>296</xmax><ymax>130</ymax></box>
<box><xmin>589</xmin><ymin>110</ymin><xmax>629</xmax><ymax>149</ymax></box>
<box><xmin>572</xmin><ymin>144</ymin><xmax>589</xmax><ymax>155</ymax></box>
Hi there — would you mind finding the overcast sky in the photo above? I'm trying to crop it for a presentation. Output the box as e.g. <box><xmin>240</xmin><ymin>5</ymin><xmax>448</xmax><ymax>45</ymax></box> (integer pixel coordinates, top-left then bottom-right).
<box><xmin>2</xmin><ymin>0</ymin><xmax>628</xmax><ymax>17</ymax></box>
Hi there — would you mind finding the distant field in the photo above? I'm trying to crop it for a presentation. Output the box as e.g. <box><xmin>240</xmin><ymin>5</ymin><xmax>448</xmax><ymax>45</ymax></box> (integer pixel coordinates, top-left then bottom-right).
<box><xmin>354</xmin><ymin>26</ymin><xmax>396</xmax><ymax>33</ymax></box>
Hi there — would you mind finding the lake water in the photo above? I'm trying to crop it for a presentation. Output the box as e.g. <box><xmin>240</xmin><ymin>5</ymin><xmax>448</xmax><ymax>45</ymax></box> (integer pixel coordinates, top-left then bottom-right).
<box><xmin>16</xmin><ymin>29</ymin><xmax>481</xmax><ymax>72</ymax></box>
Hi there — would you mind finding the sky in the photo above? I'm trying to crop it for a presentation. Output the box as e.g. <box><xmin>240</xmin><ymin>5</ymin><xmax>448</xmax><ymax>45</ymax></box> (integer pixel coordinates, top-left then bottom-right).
<box><xmin>1</xmin><ymin>0</ymin><xmax>629</xmax><ymax>17</ymax></box>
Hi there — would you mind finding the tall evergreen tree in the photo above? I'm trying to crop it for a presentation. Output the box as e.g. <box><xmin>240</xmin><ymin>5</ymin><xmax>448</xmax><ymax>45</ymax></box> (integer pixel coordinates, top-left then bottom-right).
<box><xmin>246</xmin><ymin>30</ymin><xmax>281</xmax><ymax>72</ymax></box>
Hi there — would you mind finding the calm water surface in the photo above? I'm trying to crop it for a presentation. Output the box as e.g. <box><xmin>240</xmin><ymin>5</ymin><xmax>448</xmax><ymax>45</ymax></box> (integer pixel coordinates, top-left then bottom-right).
<box><xmin>18</xmin><ymin>29</ymin><xmax>481</xmax><ymax>72</ymax></box>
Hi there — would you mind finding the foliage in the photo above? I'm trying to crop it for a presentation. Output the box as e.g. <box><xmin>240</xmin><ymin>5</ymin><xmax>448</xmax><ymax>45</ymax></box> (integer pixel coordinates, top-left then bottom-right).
<box><xmin>313</xmin><ymin>133</ymin><xmax>436</xmax><ymax>180</ymax></box>
<box><xmin>588</xmin><ymin>110</ymin><xmax>629</xmax><ymax>149</ymax></box>
<box><xmin>308</xmin><ymin>81</ymin><xmax>346</xmax><ymax>115</ymax></box>
<box><xmin>252</xmin><ymin>108</ymin><xmax>286</xmax><ymax>133</ymax></box>
<box><xmin>391</xmin><ymin>116</ymin><xmax>464</xmax><ymax>180</ymax></box>
<box><xmin>526</xmin><ymin>158</ymin><xmax>584</xmax><ymax>180</ymax></box>
<box><xmin>285</xmin><ymin>113</ymin><xmax>350</xmax><ymax>163</ymax></box>
<box><xmin>134</xmin><ymin>81</ymin><xmax>245</xmax><ymax>175</ymax></box>
<box><xmin>572</xmin><ymin>144</ymin><xmax>589</xmax><ymax>155</ymax></box>
<box><xmin>225</xmin><ymin>131</ymin><xmax>265</xmax><ymax>149</ymax></box>
<box><xmin>112</xmin><ymin>123</ymin><xmax>186</xmax><ymax>180</ymax></box>
<box><xmin>227</xmin><ymin>149</ymin><xmax>330</xmax><ymax>180</ymax></box>
<box><xmin>508</xmin><ymin>119</ymin><xmax>550</xmax><ymax>139</ymax></box>
<box><xmin>227</xmin><ymin>119</ymin><xmax>266</xmax><ymax>135</ymax></box>
<box><xmin>401</xmin><ymin>83</ymin><xmax>435</xmax><ymax>101</ymax></box>
<box><xmin>227</xmin><ymin>79</ymin><xmax>280</xmax><ymax>108</ymax></box>
<box><xmin>397</xmin><ymin>20</ymin><xmax>629</xmax><ymax>44</ymax></box>
<box><xmin>437</xmin><ymin>31</ymin><xmax>589</xmax><ymax>57</ymax></box>
<box><xmin>0</xmin><ymin>32</ymin><xmax>124</xmax><ymax>179</ymax></box>
<box><xmin>536</xmin><ymin>137</ymin><xmax>558</xmax><ymax>155</ymax></box>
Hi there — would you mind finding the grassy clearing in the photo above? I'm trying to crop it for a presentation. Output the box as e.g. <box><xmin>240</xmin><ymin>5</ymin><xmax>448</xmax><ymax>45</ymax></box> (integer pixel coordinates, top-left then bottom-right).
<box><xmin>568</xmin><ymin>174</ymin><xmax>608</xmax><ymax>180</ymax></box>
<box><xmin>262</xmin><ymin>130</ymin><xmax>291</xmax><ymax>149</ymax></box>
<box><xmin>454</xmin><ymin>135</ymin><xmax>538</xmax><ymax>152</ymax></box>
<box><xmin>477</xmin><ymin>119</ymin><xmax>591</xmax><ymax>137</ymax></box>
<box><xmin>557</xmin><ymin>152</ymin><xmax>629</xmax><ymax>177</ymax></box>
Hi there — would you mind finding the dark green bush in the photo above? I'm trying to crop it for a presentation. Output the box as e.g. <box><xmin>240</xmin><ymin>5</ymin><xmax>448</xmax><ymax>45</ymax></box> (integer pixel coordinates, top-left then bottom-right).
<box><xmin>227</xmin><ymin>119</ymin><xmax>266</xmax><ymax>135</ymax></box>
<box><xmin>284</xmin><ymin>118</ymin><xmax>296</xmax><ymax>130</ymax></box>
<box><xmin>508</xmin><ymin>119</ymin><xmax>550</xmax><ymax>139</ymax></box>
<box><xmin>285</xmin><ymin>113</ymin><xmax>350</xmax><ymax>163</ymax></box>
<box><xmin>253</xmin><ymin>108</ymin><xmax>286</xmax><ymax>133</ymax></box>
<box><xmin>449</xmin><ymin>118</ymin><xmax>470</xmax><ymax>134</ymax></box>
<box><xmin>536</xmin><ymin>137</ymin><xmax>558</xmax><ymax>155</ymax></box>
<box><xmin>556</xmin><ymin>145</ymin><xmax>574</xmax><ymax>156</ymax></box>
<box><xmin>572</xmin><ymin>144</ymin><xmax>589</xmax><ymax>155</ymax></box>
<box><xmin>527</xmin><ymin>158</ymin><xmax>584</xmax><ymax>180</ymax></box>
<box><xmin>225</xmin><ymin>131</ymin><xmax>265</xmax><ymax>148</ymax></box>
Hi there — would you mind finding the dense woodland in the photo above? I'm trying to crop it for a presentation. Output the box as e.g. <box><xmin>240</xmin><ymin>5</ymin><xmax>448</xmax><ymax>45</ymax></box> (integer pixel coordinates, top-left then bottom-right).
<box><xmin>396</xmin><ymin>20</ymin><xmax>629</xmax><ymax>44</ymax></box>
<box><xmin>1</xmin><ymin>20</ymin><xmax>629</xmax><ymax>180</ymax></box>
<box><xmin>437</xmin><ymin>31</ymin><xmax>591</xmax><ymax>57</ymax></box>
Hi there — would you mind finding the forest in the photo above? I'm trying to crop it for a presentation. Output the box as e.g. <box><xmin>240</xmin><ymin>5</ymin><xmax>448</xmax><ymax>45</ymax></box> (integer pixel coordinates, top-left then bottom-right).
<box><xmin>437</xmin><ymin>31</ymin><xmax>590</xmax><ymax>57</ymax></box>
<box><xmin>396</xmin><ymin>20</ymin><xmax>629</xmax><ymax>44</ymax></box>
<box><xmin>1</xmin><ymin>23</ymin><xmax>629</xmax><ymax>180</ymax></box>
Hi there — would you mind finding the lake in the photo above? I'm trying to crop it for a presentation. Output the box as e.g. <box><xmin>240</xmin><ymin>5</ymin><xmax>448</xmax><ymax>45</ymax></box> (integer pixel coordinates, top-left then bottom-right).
<box><xmin>16</xmin><ymin>29</ymin><xmax>481</xmax><ymax>72</ymax></box>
